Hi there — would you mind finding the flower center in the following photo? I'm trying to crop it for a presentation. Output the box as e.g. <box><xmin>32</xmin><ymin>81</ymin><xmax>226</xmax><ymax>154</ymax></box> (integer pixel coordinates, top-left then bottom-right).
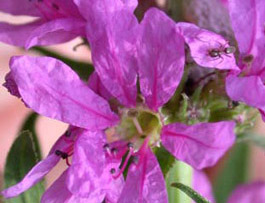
<box><xmin>107</xmin><ymin>107</ymin><xmax>162</xmax><ymax>150</ymax></box>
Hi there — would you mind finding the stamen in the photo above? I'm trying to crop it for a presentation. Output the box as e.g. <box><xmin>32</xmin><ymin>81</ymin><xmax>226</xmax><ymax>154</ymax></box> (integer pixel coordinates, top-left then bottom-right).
<box><xmin>127</xmin><ymin>142</ymin><xmax>133</xmax><ymax>149</ymax></box>
<box><xmin>103</xmin><ymin>144</ymin><xmax>111</xmax><ymax>156</ymax></box>
<box><xmin>132</xmin><ymin>156</ymin><xmax>139</xmax><ymax>164</ymax></box>
<box><xmin>112</xmin><ymin>147</ymin><xmax>134</xmax><ymax>179</ymax></box>
<box><xmin>55</xmin><ymin>150</ymin><xmax>68</xmax><ymax>159</ymax></box>
<box><xmin>111</xmin><ymin>148</ymin><xmax>118</xmax><ymax>156</ymax></box>
<box><xmin>65</xmin><ymin>130</ymin><xmax>71</xmax><ymax>137</ymax></box>
<box><xmin>66</xmin><ymin>157</ymin><xmax>71</xmax><ymax>166</ymax></box>
<box><xmin>110</xmin><ymin>168</ymin><xmax>116</xmax><ymax>174</ymax></box>
<box><xmin>127</xmin><ymin>109</ymin><xmax>138</xmax><ymax>117</ymax></box>
<box><xmin>132</xmin><ymin>117</ymin><xmax>143</xmax><ymax>134</ymax></box>
<box><xmin>51</xmin><ymin>3</ymin><xmax>59</xmax><ymax>10</ymax></box>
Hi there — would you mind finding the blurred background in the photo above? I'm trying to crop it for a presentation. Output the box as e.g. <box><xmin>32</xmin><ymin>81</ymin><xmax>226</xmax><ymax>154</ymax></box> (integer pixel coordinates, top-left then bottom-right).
<box><xmin>1</xmin><ymin>0</ymin><xmax>265</xmax><ymax>202</ymax></box>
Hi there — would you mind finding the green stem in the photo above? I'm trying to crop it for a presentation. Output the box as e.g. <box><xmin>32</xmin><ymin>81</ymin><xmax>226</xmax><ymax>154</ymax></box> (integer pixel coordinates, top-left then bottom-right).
<box><xmin>166</xmin><ymin>160</ymin><xmax>193</xmax><ymax>203</ymax></box>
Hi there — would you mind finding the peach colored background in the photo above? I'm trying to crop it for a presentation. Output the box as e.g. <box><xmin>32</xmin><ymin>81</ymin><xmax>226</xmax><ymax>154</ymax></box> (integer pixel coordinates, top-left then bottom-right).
<box><xmin>1</xmin><ymin>8</ymin><xmax>265</xmax><ymax>194</ymax></box>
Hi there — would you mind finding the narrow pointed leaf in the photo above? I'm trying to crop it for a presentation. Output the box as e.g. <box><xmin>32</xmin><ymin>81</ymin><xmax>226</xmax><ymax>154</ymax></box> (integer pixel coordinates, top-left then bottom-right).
<box><xmin>171</xmin><ymin>182</ymin><xmax>210</xmax><ymax>203</ymax></box>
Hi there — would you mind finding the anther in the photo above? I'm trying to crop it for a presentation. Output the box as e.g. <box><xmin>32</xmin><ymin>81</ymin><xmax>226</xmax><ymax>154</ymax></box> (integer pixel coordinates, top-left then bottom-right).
<box><xmin>132</xmin><ymin>156</ymin><xmax>139</xmax><ymax>164</ymax></box>
<box><xmin>110</xmin><ymin>168</ymin><xmax>116</xmax><ymax>174</ymax></box>
<box><xmin>127</xmin><ymin>109</ymin><xmax>138</xmax><ymax>117</ymax></box>
<box><xmin>65</xmin><ymin>130</ymin><xmax>71</xmax><ymax>137</ymax></box>
<box><xmin>55</xmin><ymin>150</ymin><xmax>68</xmax><ymax>159</ymax></box>
<box><xmin>140</xmin><ymin>134</ymin><xmax>147</xmax><ymax>139</ymax></box>
<box><xmin>136</xmin><ymin>94</ymin><xmax>145</xmax><ymax>104</ymax></box>
<box><xmin>243</xmin><ymin>54</ymin><xmax>254</xmax><ymax>63</ymax></box>
<box><xmin>111</xmin><ymin>148</ymin><xmax>118</xmax><ymax>155</ymax></box>
<box><xmin>52</xmin><ymin>3</ymin><xmax>59</xmax><ymax>10</ymax></box>
<box><xmin>112</xmin><ymin>147</ymin><xmax>134</xmax><ymax>179</ymax></box>
<box><xmin>103</xmin><ymin>143</ymin><xmax>110</xmax><ymax>149</ymax></box>
<box><xmin>127</xmin><ymin>142</ymin><xmax>133</xmax><ymax>149</ymax></box>
<box><xmin>232</xmin><ymin>101</ymin><xmax>239</xmax><ymax>107</ymax></box>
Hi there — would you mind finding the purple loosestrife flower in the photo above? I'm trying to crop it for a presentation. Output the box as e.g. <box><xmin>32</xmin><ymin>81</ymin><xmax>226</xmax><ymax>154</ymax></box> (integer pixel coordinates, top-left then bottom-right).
<box><xmin>2</xmin><ymin>7</ymin><xmax>236</xmax><ymax>202</ymax></box>
<box><xmin>225</xmin><ymin>0</ymin><xmax>265</xmax><ymax>120</ymax></box>
<box><xmin>227</xmin><ymin>182</ymin><xmax>265</xmax><ymax>203</ymax></box>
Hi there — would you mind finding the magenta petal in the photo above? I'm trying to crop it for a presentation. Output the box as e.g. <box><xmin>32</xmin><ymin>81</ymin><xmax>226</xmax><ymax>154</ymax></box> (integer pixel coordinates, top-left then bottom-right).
<box><xmin>138</xmin><ymin>8</ymin><xmax>185</xmax><ymax>110</ymax></box>
<box><xmin>0</xmin><ymin>0</ymin><xmax>41</xmax><ymax>16</ymax></box>
<box><xmin>177</xmin><ymin>22</ymin><xmax>238</xmax><ymax>70</ymax></box>
<box><xmin>73</xmin><ymin>0</ymin><xmax>137</xmax><ymax>21</ymax></box>
<box><xmin>229</xmin><ymin>0</ymin><xmax>265</xmax><ymax>75</ymax></box>
<box><xmin>3</xmin><ymin>72</ymin><xmax>21</xmax><ymax>98</ymax></box>
<box><xmin>1</xmin><ymin>154</ymin><xmax>60</xmax><ymax>198</ymax></box>
<box><xmin>118</xmin><ymin>147</ymin><xmax>168</xmax><ymax>203</ymax></box>
<box><xmin>161</xmin><ymin>121</ymin><xmax>236</xmax><ymax>169</ymax></box>
<box><xmin>25</xmin><ymin>18</ymin><xmax>86</xmax><ymax>49</ymax></box>
<box><xmin>67</xmin><ymin>130</ymin><xmax>123</xmax><ymax>200</ymax></box>
<box><xmin>192</xmin><ymin>170</ymin><xmax>215</xmax><ymax>203</ymax></box>
<box><xmin>229</xmin><ymin>0</ymin><xmax>265</xmax><ymax>55</ymax></box>
<box><xmin>0</xmin><ymin>21</ymin><xmax>43</xmax><ymax>47</ymax></box>
<box><xmin>227</xmin><ymin>182</ymin><xmax>265</xmax><ymax>203</ymax></box>
<box><xmin>87</xmin><ymin>72</ymin><xmax>112</xmax><ymax>101</ymax></box>
<box><xmin>226</xmin><ymin>75</ymin><xmax>265</xmax><ymax>119</ymax></box>
<box><xmin>88</xmin><ymin>10</ymin><xmax>138</xmax><ymax>107</ymax></box>
<box><xmin>41</xmin><ymin>170</ymin><xmax>96</xmax><ymax>203</ymax></box>
<box><xmin>9</xmin><ymin>56</ymin><xmax>119</xmax><ymax>130</ymax></box>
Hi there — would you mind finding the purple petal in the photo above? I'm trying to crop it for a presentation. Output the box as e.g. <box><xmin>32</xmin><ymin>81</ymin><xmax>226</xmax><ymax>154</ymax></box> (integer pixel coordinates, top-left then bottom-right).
<box><xmin>177</xmin><ymin>22</ymin><xmax>239</xmax><ymax>70</ymax></box>
<box><xmin>226</xmin><ymin>74</ymin><xmax>265</xmax><ymax>120</ymax></box>
<box><xmin>73</xmin><ymin>0</ymin><xmax>137</xmax><ymax>20</ymax></box>
<box><xmin>0</xmin><ymin>0</ymin><xmax>41</xmax><ymax>16</ymax></box>
<box><xmin>41</xmin><ymin>169</ymin><xmax>98</xmax><ymax>203</ymax></box>
<box><xmin>1</xmin><ymin>154</ymin><xmax>60</xmax><ymax>198</ymax></box>
<box><xmin>3</xmin><ymin>72</ymin><xmax>21</xmax><ymax>98</ymax></box>
<box><xmin>118</xmin><ymin>146</ymin><xmax>168</xmax><ymax>203</ymax></box>
<box><xmin>229</xmin><ymin>0</ymin><xmax>265</xmax><ymax>75</ymax></box>
<box><xmin>67</xmin><ymin>130</ymin><xmax>123</xmax><ymax>200</ymax></box>
<box><xmin>25</xmin><ymin>18</ymin><xmax>86</xmax><ymax>49</ymax></box>
<box><xmin>227</xmin><ymin>182</ymin><xmax>265</xmax><ymax>203</ymax></box>
<box><xmin>0</xmin><ymin>21</ymin><xmax>43</xmax><ymax>47</ymax></box>
<box><xmin>87</xmin><ymin>72</ymin><xmax>113</xmax><ymax>101</ymax></box>
<box><xmin>192</xmin><ymin>170</ymin><xmax>215</xmax><ymax>203</ymax></box>
<box><xmin>138</xmin><ymin>8</ymin><xmax>185</xmax><ymax>110</ymax></box>
<box><xmin>161</xmin><ymin>121</ymin><xmax>236</xmax><ymax>169</ymax></box>
<box><xmin>8</xmin><ymin>56</ymin><xmax>119</xmax><ymax>130</ymax></box>
<box><xmin>88</xmin><ymin>10</ymin><xmax>138</xmax><ymax>107</ymax></box>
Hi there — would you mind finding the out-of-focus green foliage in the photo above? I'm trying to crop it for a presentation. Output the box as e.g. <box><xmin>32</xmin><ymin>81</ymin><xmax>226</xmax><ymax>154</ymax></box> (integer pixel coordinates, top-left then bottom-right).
<box><xmin>4</xmin><ymin>113</ymin><xmax>44</xmax><ymax>203</ymax></box>
<box><xmin>213</xmin><ymin>142</ymin><xmax>249</xmax><ymax>203</ymax></box>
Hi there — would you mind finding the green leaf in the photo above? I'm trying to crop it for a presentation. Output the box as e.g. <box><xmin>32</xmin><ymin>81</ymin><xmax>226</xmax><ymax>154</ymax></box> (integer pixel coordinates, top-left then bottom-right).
<box><xmin>31</xmin><ymin>47</ymin><xmax>94</xmax><ymax>81</ymax></box>
<box><xmin>4</xmin><ymin>113</ymin><xmax>44</xmax><ymax>203</ymax></box>
<box><xmin>171</xmin><ymin>182</ymin><xmax>210</xmax><ymax>203</ymax></box>
<box><xmin>154</xmin><ymin>145</ymin><xmax>176</xmax><ymax>176</ymax></box>
<box><xmin>213</xmin><ymin>142</ymin><xmax>249</xmax><ymax>203</ymax></box>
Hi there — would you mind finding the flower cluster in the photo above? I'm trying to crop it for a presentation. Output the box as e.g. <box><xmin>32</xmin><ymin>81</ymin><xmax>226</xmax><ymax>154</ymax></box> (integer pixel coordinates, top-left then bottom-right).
<box><xmin>0</xmin><ymin>0</ymin><xmax>265</xmax><ymax>202</ymax></box>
